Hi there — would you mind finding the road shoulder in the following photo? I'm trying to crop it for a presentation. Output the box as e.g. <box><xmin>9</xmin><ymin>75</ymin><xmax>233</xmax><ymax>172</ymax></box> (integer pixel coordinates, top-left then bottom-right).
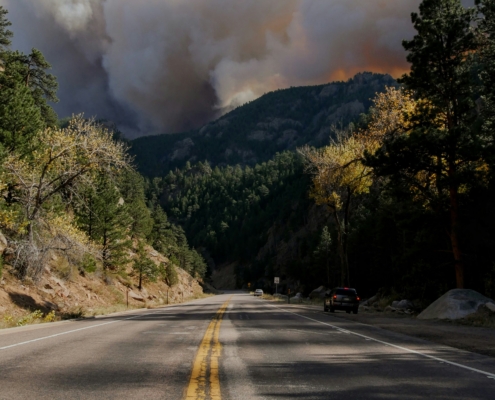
<box><xmin>266</xmin><ymin>301</ymin><xmax>495</xmax><ymax>358</ymax></box>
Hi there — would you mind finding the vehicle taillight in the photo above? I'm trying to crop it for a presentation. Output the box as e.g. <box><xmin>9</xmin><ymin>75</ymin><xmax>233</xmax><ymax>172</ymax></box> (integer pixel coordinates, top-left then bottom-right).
<box><xmin>333</xmin><ymin>295</ymin><xmax>337</xmax><ymax>299</ymax></box>
<box><xmin>356</xmin><ymin>297</ymin><xmax>360</xmax><ymax>301</ymax></box>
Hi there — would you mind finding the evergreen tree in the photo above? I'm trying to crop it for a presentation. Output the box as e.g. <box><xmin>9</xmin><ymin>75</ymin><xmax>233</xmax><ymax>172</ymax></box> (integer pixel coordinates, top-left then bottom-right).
<box><xmin>369</xmin><ymin>0</ymin><xmax>481</xmax><ymax>288</ymax></box>
<box><xmin>477</xmin><ymin>0</ymin><xmax>495</xmax><ymax>160</ymax></box>
<box><xmin>0</xmin><ymin>81</ymin><xmax>43</xmax><ymax>154</ymax></box>
<box><xmin>313</xmin><ymin>226</ymin><xmax>333</xmax><ymax>285</ymax></box>
<box><xmin>118</xmin><ymin>170</ymin><xmax>153</xmax><ymax>239</ymax></box>
<box><xmin>133</xmin><ymin>240</ymin><xmax>158</xmax><ymax>290</ymax></box>
<box><xmin>76</xmin><ymin>176</ymin><xmax>132</xmax><ymax>271</ymax></box>
<box><xmin>0</xmin><ymin>6</ymin><xmax>12</xmax><ymax>57</ymax></box>
<box><xmin>0</xmin><ymin>49</ymin><xmax>58</xmax><ymax>128</ymax></box>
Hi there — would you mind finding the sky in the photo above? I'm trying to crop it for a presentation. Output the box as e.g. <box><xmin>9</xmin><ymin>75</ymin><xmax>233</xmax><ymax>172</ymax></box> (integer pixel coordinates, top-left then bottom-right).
<box><xmin>0</xmin><ymin>0</ymin><xmax>425</xmax><ymax>138</ymax></box>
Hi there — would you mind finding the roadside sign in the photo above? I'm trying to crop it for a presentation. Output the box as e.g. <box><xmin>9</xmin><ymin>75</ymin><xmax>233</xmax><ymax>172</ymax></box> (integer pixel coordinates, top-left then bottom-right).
<box><xmin>274</xmin><ymin>277</ymin><xmax>279</xmax><ymax>284</ymax></box>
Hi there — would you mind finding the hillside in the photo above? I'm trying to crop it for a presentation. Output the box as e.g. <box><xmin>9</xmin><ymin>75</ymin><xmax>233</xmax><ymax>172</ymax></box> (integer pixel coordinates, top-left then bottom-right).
<box><xmin>0</xmin><ymin>238</ymin><xmax>206</xmax><ymax>327</ymax></box>
<box><xmin>130</xmin><ymin>72</ymin><xmax>397</xmax><ymax>177</ymax></box>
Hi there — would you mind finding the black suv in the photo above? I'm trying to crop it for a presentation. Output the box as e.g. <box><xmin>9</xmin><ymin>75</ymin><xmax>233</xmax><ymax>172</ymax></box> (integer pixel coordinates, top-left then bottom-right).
<box><xmin>324</xmin><ymin>288</ymin><xmax>360</xmax><ymax>314</ymax></box>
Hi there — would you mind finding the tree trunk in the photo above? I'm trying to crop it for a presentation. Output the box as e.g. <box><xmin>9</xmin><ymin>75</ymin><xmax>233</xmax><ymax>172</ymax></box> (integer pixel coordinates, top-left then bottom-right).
<box><xmin>343</xmin><ymin>188</ymin><xmax>352</xmax><ymax>287</ymax></box>
<box><xmin>449</xmin><ymin>183</ymin><xmax>464</xmax><ymax>288</ymax></box>
<box><xmin>333</xmin><ymin>210</ymin><xmax>346</xmax><ymax>287</ymax></box>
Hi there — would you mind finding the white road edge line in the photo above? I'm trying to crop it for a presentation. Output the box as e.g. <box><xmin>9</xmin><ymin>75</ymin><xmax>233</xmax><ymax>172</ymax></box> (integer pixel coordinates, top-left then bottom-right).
<box><xmin>265</xmin><ymin>302</ymin><xmax>495</xmax><ymax>380</ymax></box>
<box><xmin>0</xmin><ymin>309</ymin><xmax>166</xmax><ymax>351</ymax></box>
<box><xmin>0</xmin><ymin>295</ymin><xmax>223</xmax><ymax>351</ymax></box>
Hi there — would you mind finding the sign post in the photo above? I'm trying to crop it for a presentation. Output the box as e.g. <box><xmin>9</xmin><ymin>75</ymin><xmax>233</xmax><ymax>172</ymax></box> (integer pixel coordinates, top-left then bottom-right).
<box><xmin>274</xmin><ymin>277</ymin><xmax>279</xmax><ymax>294</ymax></box>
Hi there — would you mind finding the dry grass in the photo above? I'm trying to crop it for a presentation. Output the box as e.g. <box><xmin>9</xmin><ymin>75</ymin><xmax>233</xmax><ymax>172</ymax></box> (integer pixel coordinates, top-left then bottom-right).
<box><xmin>452</xmin><ymin>305</ymin><xmax>495</xmax><ymax>328</ymax></box>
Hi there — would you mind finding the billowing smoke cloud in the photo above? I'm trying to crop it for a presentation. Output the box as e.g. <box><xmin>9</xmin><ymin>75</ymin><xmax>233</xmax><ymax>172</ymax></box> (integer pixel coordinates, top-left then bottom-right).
<box><xmin>0</xmin><ymin>0</ymin><xmax>421</xmax><ymax>137</ymax></box>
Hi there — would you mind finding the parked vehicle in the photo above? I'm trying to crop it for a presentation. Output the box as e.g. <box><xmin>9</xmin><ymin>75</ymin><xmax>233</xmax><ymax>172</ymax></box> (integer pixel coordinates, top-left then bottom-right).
<box><xmin>254</xmin><ymin>289</ymin><xmax>263</xmax><ymax>297</ymax></box>
<box><xmin>324</xmin><ymin>288</ymin><xmax>360</xmax><ymax>314</ymax></box>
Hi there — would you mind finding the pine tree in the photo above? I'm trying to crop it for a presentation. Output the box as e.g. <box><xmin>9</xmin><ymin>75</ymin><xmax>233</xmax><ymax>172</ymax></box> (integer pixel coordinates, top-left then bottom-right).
<box><xmin>0</xmin><ymin>81</ymin><xmax>43</xmax><ymax>155</ymax></box>
<box><xmin>118</xmin><ymin>170</ymin><xmax>153</xmax><ymax>239</ymax></box>
<box><xmin>0</xmin><ymin>6</ymin><xmax>12</xmax><ymax>57</ymax></box>
<box><xmin>477</xmin><ymin>0</ymin><xmax>495</xmax><ymax>159</ymax></box>
<box><xmin>369</xmin><ymin>0</ymin><xmax>482</xmax><ymax>288</ymax></box>
<box><xmin>313</xmin><ymin>226</ymin><xmax>333</xmax><ymax>285</ymax></box>
<box><xmin>133</xmin><ymin>240</ymin><xmax>158</xmax><ymax>290</ymax></box>
<box><xmin>0</xmin><ymin>49</ymin><xmax>58</xmax><ymax>128</ymax></box>
<box><xmin>77</xmin><ymin>176</ymin><xmax>132</xmax><ymax>271</ymax></box>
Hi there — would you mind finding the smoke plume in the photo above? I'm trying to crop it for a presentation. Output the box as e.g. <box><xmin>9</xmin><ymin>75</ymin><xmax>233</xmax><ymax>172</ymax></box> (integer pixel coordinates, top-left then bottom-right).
<box><xmin>0</xmin><ymin>0</ymin><xmax>422</xmax><ymax>137</ymax></box>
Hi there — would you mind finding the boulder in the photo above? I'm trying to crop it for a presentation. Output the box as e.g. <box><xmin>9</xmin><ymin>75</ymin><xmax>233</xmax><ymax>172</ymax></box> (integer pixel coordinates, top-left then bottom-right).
<box><xmin>129</xmin><ymin>291</ymin><xmax>145</xmax><ymax>302</ymax></box>
<box><xmin>486</xmin><ymin>302</ymin><xmax>495</xmax><ymax>313</ymax></box>
<box><xmin>394</xmin><ymin>300</ymin><xmax>414</xmax><ymax>310</ymax></box>
<box><xmin>363</xmin><ymin>295</ymin><xmax>378</xmax><ymax>306</ymax></box>
<box><xmin>418</xmin><ymin>289</ymin><xmax>495</xmax><ymax>320</ymax></box>
<box><xmin>309</xmin><ymin>286</ymin><xmax>327</xmax><ymax>299</ymax></box>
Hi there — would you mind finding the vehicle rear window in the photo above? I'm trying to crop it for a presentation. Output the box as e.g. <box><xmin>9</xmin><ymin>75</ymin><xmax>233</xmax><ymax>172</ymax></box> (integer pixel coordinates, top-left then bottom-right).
<box><xmin>336</xmin><ymin>289</ymin><xmax>356</xmax><ymax>296</ymax></box>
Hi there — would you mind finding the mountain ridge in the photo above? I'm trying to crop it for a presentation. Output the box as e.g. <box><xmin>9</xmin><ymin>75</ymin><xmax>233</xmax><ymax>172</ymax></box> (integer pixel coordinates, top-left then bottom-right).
<box><xmin>131</xmin><ymin>72</ymin><xmax>398</xmax><ymax>177</ymax></box>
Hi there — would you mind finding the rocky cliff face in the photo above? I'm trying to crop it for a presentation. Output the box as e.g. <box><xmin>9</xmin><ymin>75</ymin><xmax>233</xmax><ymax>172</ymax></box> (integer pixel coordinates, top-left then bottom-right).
<box><xmin>131</xmin><ymin>72</ymin><xmax>397</xmax><ymax>177</ymax></box>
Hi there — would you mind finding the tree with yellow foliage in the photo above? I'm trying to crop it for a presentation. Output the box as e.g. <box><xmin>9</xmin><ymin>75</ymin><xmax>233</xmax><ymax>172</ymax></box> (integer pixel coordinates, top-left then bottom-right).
<box><xmin>300</xmin><ymin>130</ymin><xmax>374</xmax><ymax>287</ymax></box>
<box><xmin>1</xmin><ymin>115</ymin><xmax>130</xmax><ymax>278</ymax></box>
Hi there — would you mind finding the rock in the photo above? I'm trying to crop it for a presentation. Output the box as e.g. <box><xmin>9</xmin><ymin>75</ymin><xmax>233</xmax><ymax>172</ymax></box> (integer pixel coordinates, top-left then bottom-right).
<box><xmin>364</xmin><ymin>295</ymin><xmax>378</xmax><ymax>306</ymax></box>
<box><xmin>418</xmin><ymin>289</ymin><xmax>495</xmax><ymax>320</ymax></box>
<box><xmin>294</xmin><ymin>292</ymin><xmax>302</xmax><ymax>298</ymax></box>
<box><xmin>385</xmin><ymin>306</ymin><xmax>397</xmax><ymax>312</ymax></box>
<box><xmin>0</xmin><ymin>231</ymin><xmax>7</xmax><ymax>254</ymax></box>
<box><xmin>396</xmin><ymin>300</ymin><xmax>414</xmax><ymax>310</ymax></box>
<box><xmin>104</xmin><ymin>276</ymin><xmax>114</xmax><ymax>285</ymax></box>
<box><xmin>42</xmin><ymin>301</ymin><xmax>59</xmax><ymax>310</ymax></box>
<box><xmin>486</xmin><ymin>302</ymin><xmax>495</xmax><ymax>313</ymax></box>
<box><xmin>309</xmin><ymin>286</ymin><xmax>327</xmax><ymax>299</ymax></box>
<box><xmin>129</xmin><ymin>291</ymin><xmax>145</xmax><ymax>302</ymax></box>
<box><xmin>391</xmin><ymin>301</ymin><xmax>400</xmax><ymax>308</ymax></box>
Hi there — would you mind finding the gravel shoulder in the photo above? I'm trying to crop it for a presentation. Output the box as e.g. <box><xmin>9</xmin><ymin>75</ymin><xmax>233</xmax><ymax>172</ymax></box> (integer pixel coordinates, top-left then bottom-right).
<box><xmin>327</xmin><ymin>309</ymin><xmax>495</xmax><ymax>358</ymax></box>
<box><xmin>275</xmin><ymin>301</ymin><xmax>495</xmax><ymax>358</ymax></box>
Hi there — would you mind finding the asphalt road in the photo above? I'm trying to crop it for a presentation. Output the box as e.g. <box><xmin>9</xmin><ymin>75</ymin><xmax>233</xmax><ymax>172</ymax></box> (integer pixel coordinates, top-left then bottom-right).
<box><xmin>1</xmin><ymin>292</ymin><xmax>495</xmax><ymax>399</ymax></box>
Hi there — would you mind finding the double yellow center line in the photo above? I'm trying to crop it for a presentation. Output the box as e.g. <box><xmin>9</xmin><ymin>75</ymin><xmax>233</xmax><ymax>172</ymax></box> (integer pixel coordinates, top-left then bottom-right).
<box><xmin>185</xmin><ymin>297</ymin><xmax>231</xmax><ymax>400</ymax></box>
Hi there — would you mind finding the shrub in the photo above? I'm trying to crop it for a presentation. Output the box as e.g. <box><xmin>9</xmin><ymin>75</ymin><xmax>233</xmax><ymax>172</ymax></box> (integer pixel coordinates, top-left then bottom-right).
<box><xmin>166</xmin><ymin>262</ymin><xmax>179</xmax><ymax>286</ymax></box>
<box><xmin>80</xmin><ymin>254</ymin><xmax>97</xmax><ymax>273</ymax></box>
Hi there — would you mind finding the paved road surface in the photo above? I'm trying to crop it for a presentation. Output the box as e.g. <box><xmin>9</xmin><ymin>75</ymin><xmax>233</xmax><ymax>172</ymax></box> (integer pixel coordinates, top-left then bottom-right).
<box><xmin>1</xmin><ymin>292</ymin><xmax>494</xmax><ymax>399</ymax></box>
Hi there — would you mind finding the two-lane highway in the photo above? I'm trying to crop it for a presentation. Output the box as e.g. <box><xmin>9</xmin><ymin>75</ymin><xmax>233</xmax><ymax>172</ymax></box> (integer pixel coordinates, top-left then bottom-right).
<box><xmin>1</xmin><ymin>293</ymin><xmax>494</xmax><ymax>399</ymax></box>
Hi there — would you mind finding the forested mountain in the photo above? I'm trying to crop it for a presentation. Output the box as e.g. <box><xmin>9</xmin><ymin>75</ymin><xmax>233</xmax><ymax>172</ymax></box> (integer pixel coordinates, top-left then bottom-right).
<box><xmin>141</xmin><ymin>0</ymin><xmax>495</xmax><ymax>306</ymax></box>
<box><xmin>131</xmin><ymin>72</ymin><xmax>397</xmax><ymax>176</ymax></box>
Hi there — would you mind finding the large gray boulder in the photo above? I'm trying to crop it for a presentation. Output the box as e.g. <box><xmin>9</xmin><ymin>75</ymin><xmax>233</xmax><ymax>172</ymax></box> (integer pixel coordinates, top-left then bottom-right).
<box><xmin>308</xmin><ymin>286</ymin><xmax>327</xmax><ymax>299</ymax></box>
<box><xmin>418</xmin><ymin>289</ymin><xmax>495</xmax><ymax>320</ymax></box>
